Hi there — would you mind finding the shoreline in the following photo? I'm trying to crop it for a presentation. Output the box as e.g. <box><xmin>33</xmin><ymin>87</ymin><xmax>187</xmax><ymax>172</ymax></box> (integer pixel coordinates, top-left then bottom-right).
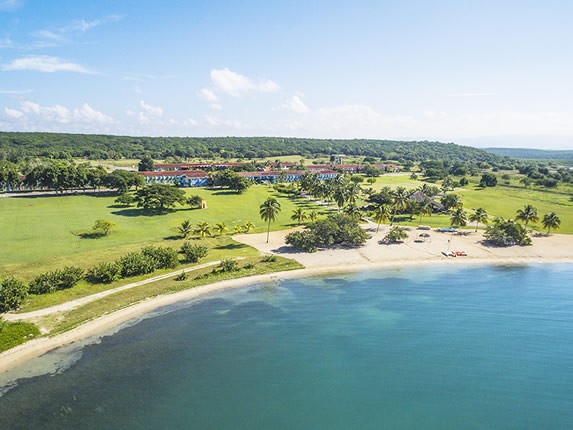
<box><xmin>1</xmin><ymin>225</ymin><xmax>572</xmax><ymax>374</ymax></box>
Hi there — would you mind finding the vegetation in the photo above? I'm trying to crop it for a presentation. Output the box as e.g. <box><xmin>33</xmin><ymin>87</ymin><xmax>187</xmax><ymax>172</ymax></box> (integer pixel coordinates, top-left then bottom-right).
<box><xmin>92</xmin><ymin>219</ymin><xmax>116</xmax><ymax>236</ymax></box>
<box><xmin>0</xmin><ymin>277</ymin><xmax>28</xmax><ymax>312</ymax></box>
<box><xmin>180</xmin><ymin>243</ymin><xmax>209</xmax><ymax>263</ymax></box>
<box><xmin>542</xmin><ymin>212</ymin><xmax>561</xmax><ymax>234</ymax></box>
<box><xmin>260</xmin><ymin>197</ymin><xmax>282</xmax><ymax>243</ymax></box>
<box><xmin>383</xmin><ymin>226</ymin><xmax>408</xmax><ymax>244</ymax></box>
<box><xmin>516</xmin><ymin>205</ymin><xmax>539</xmax><ymax>228</ymax></box>
<box><xmin>468</xmin><ymin>208</ymin><xmax>488</xmax><ymax>232</ymax></box>
<box><xmin>285</xmin><ymin>213</ymin><xmax>369</xmax><ymax>252</ymax></box>
<box><xmin>484</xmin><ymin>218</ymin><xmax>532</xmax><ymax>246</ymax></box>
<box><xmin>135</xmin><ymin>184</ymin><xmax>187</xmax><ymax>211</ymax></box>
<box><xmin>0</xmin><ymin>319</ymin><xmax>40</xmax><ymax>353</ymax></box>
<box><xmin>29</xmin><ymin>267</ymin><xmax>84</xmax><ymax>295</ymax></box>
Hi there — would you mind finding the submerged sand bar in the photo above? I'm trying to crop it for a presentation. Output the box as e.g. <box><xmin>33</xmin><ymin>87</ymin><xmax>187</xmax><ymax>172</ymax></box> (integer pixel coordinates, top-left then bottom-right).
<box><xmin>1</xmin><ymin>223</ymin><xmax>572</xmax><ymax>374</ymax></box>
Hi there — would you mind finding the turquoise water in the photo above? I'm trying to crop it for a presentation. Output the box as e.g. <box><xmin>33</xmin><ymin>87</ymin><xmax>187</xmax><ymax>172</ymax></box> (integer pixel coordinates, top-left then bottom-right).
<box><xmin>1</xmin><ymin>264</ymin><xmax>572</xmax><ymax>429</ymax></box>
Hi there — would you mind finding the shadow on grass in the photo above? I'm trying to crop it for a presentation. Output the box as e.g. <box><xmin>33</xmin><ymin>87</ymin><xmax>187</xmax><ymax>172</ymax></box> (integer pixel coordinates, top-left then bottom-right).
<box><xmin>164</xmin><ymin>235</ymin><xmax>183</xmax><ymax>241</ymax></box>
<box><xmin>214</xmin><ymin>242</ymin><xmax>249</xmax><ymax>250</ymax></box>
<box><xmin>76</xmin><ymin>231</ymin><xmax>107</xmax><ymax>239</ymax></box>
<box><xmin>111</xmin><ymin>208</ymin><xmax>171</xmax><ymax>217</ymax></box>
<box><xmin>212</xmin><ymin>190</ymin><xmax>241</xmax><ymax>196</ymax></box>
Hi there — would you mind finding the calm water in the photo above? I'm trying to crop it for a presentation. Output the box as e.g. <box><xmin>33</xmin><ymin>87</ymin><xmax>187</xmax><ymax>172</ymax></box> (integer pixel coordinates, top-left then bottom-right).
<box><xmin>1</xmin><ymin>264</ymin><xmax>572</xmax><ymax>429</ymax></box>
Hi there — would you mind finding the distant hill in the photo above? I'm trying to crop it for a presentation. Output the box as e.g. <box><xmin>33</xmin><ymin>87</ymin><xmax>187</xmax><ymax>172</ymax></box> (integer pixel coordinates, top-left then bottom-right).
<box><xmin>485</xmin><ymin>147</ymin><xmax>573</xmax><ymax>161</ymax></box>
<box><xmin>0</xmin><ymin>132</ymin><xmax>509</xmax><ymax>165</ymax></box>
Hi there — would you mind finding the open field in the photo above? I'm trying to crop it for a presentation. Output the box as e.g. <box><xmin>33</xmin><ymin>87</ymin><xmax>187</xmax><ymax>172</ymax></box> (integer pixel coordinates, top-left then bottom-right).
<box><xmin>0</xmin><ymin>186</ymin><xmax>334</xmax><ymax>279</ymax></box>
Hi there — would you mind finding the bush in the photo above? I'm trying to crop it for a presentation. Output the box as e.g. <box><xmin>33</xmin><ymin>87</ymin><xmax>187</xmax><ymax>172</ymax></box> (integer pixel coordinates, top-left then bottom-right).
<box><xmin>484</xmin><ymin>218</ymin><xmax>532</xmax><ymax>246</ymax></box>
<box><xmin>261</xmin><ymin>254</ymin><xmax>278</xmax><ymax>262</ymax></box>
<box><xmin>86</xmin><ymin>262</ymin><xmax>122</xmax><ymax>284</ymax></box>
<box><xmin>117</xmin><ymin>252</ymin><xmax>156</xmax><ymax>278</ymax></box>
<box><xmin>175</xmin><ymin>271</ymin><xmax>188</xmax><ymax>281</ymax></box>
<box><xmin>243</xmin><ymin>263</ymin><xmax>256</xmax><ymax>270</ymax></box>
<box><xmin>141</xmin><ymin>245</ymin><xmax>179</xmax><ymax>269</ymax></box>
<box><xmin>285</xmin><ymin>213</ymin><xmax>369</xmax><ymax>252</ymax></box>
<box><xmin>383</xmin><ymin>226</ymin><xmax>408</xmax><ymax>243</ymax></box>
<box><xmin>29</xmin><ymin>267</ymin><xmax>84</xmax><ymax>294</ymax></box>
<box><xmin>187</xmin><ymin>195</ymin><xmax>203</xmax><ymax>209</ymax></box>
<box><xmin>0</xmin><ymin>278</ymin><xmax>28</xmax><ymax>312</ymax></box>
<box><xmin>180</xmin><ymin>242</ymin><xmax>208</xmax><ymax>263</ymax></box>
<box><xmin>219</xmin><ymin>258</ymin><xmax>239</xmax><ymax>273</ymax></box>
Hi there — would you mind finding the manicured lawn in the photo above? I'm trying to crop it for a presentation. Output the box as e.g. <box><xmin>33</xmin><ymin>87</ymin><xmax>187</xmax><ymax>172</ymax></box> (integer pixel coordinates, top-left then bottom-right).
<box><xmin>0</xmin><ymin>185</ymin><xmax>330</xmax><ymax>279</ymax></box>
<box><xmin>0</xmin><ymin>320</ymin><xmax>40</xmax><ymax>353</ymax></box>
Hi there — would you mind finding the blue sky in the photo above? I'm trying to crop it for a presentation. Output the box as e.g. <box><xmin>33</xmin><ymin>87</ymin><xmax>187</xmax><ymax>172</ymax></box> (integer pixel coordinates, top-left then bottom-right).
<box><xmin>1</xmin><ymin>0</ymin><xmax>572</xmax><ymax>149</ymax></box>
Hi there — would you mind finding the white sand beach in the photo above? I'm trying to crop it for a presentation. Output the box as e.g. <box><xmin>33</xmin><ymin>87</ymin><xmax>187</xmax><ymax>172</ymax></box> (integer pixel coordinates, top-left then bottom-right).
<box><xmin>1</xmin><ymin>223</ymin><xmax>571</xmax><ymax>374</ymax></box>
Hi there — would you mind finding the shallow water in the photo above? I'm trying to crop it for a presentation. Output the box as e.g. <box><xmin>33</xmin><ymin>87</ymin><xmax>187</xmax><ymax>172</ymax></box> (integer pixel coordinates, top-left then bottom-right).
<box><xmin>1</xmin><ymin>264</ymin><xmax>572</xmax><ymax>429</ymax></box>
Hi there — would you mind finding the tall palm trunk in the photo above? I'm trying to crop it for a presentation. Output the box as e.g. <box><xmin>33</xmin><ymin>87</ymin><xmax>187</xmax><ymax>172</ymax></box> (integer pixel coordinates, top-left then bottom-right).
<box><xmin>266</xmin><ymin>219</ymin><xmax>271</xmax><ymax>243</ymax></box>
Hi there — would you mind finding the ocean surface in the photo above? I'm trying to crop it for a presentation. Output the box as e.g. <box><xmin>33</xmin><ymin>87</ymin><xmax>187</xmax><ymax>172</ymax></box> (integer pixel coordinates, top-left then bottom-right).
<box><xmin>1</xmin><ymin>264</ymin><xmax>572</xmax><ymax>429</ymax></box>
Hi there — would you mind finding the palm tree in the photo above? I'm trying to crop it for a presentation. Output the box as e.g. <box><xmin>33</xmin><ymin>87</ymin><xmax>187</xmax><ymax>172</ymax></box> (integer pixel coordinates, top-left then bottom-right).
<box><xmin>308</xmin><ymin>210</ymin><xmax>318</xmax><ymax>222</ymax></box>
<box><xmin>416</xmin><ymin>201</ymin><xmax>433</xmax><ymax>226</ymax></box>
<box><xmin>450</xmin><ymin>207</ymin><xmax>467</xmax><ymax>228</ymax></box>
<box><xmin>468</xmin><ymin>207</ymin><xmax>488</xmax><ymax>232</ymax></box>
<box><xmin>391</xmin><ymin>186</ymin><xmax>410</xmax><ymax>225</ymax></box>
<box><xmin>214</xmin><ymin>222</ymin><xmax>228</xmax><ymax>236</ymax></box>
<box><xmin>259</xmin><ymin>197</ymin><xmax>282</xmax><ymax>243</ymax></box>
<box><xmin>194</xmin><ymin>221</ymin><xmax>211</xmax><ymax>238</ymax></box>
<box><xmin>343</xmin><ymin>203</ymin><xmax>362</xmax><ymax>220</ymax></box>
<box><xmin>542</xmin><ymin>212</ymin><xmax>561</xmax><ymax>234</ymax></box>
<box><xmin>372</xmin><ymin>204</ymin><xmax>391</xmax><ymax>233</ymax></box>
<box><xmin>290</xmin><ymin>208</ymin><xmax>307</xmax><ymax>225</ymax></box>
<box><xmin>233</xmin><ymin>224</ymin><xmax>243</xmax><ymax>234</ymax></box>
<box><xmin>346</xmin><ymin>182</ymin><xmax>362</xmax><ymax>206</ymax></box>
<box><xmin>516</xmin><ymin>204</ymin><xmax>539</xmax><ymax>228</ymax></box>
<box><xmin>243</xmin><ymin>220</ymin><xmax>256</xmax><ymax>233</ymax></box>
<box><xmin>177</xmin><ymin>219</ymin><xmax>193</xmax><ymax>238</ymax></box>
<box><xmin>441</xmin><ymin>194</ymin><xmax>462</xmax><ymax>211</ymax></box>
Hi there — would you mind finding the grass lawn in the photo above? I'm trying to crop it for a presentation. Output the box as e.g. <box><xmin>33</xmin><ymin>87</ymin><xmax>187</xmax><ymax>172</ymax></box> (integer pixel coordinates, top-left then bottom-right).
<box><xmin>0</xmin><ymin>185</ymin><xmax>331</xmax><ymax>279</ymax></box>
<box><xmin>0</xmin><ymin>320</ymin><xmax>40</xmax><ymax>353</ymax></box>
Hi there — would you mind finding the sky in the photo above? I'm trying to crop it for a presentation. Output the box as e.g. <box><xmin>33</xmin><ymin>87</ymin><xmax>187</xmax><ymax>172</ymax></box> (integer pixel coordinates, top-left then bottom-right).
<box><xmin>1</xmin><ymin>0</ymin><xmax>572</xmax><ymax>149</ymax></box>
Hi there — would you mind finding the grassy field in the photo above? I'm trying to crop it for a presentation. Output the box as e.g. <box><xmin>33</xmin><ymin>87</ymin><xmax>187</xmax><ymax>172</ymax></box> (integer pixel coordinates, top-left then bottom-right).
<box><xmin>0</xmin><ymin>185</ymin><xmax>333</xmax><ymax>279</ymax></box>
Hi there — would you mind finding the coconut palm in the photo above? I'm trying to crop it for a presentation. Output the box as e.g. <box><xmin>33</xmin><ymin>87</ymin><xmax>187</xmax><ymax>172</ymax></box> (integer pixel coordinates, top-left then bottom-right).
<box><xmin>343</xmin><ymin>203</ymin><xmax>362</xmax><ymax>220</ymax></box>
<box><xmin>346</xmin><ymin>182</ymin><xmax>362</xmax><ymax>206</ymax></box>
<box><xmin>372</xmin><ymin>204</ymin><xmax>391</xmax><ymax>233</ymax></box>
<box><xmin>194</xmin><ymin>221</ymin><xmax>211</xmax><ymax>238</ymax></box>
<box><xmin>214</xmin><ymin>222</ymin><xmax>228</xmax><ymax>236</ymax></box>
<box><xmin>450</xmin><ymin>207</ymin><xmax>467</xmax><ymax>228</ymax></box>
<box><xmin>290</xmin><ymin>208</ymin><xmax>307</xmax><ymax>225</ymax></box>
<box><xmin>233</xmin><ymin>224</ymin><xmax>243</xmax><ymax>234</ymax></box>
<box><xmin>416</xmin><ymin>200</ymin><xmax>434</xmax><ymax>226</ymax></box>
<box><xmin>441</xmin><ymin>194</ymin><xmax>462</xmax><ymax>211</ymax></box>
<box><xmin>177</xmin><ymin>219</ymin><xmax>193</xmax><ymax>238</ymax></box>
<box><xmin>516</xmin><ymin>204</ymin><xmax>539</xmax><ymax>228</ymax></box>
<box><xmin>390</xmin><ymin>186</ymin><xmax>410</xmax><ymax>225</ymax></box>
<box><xmin>308</xmin><ymin>210</ymin><xmax>318</xmax><ymax>222</ymax></box>
<box><xmin>468</xmin><ymin>207</ymin><xmax>488</xmax><ymax>232</ymax></box>
<box><xmin>542</xmin><ymin>212</ymin><xmax>561</xmax><ymax>234</ymax></box>
<box><xmin>243</xmin><ymin>220</ymin><xmax>256</xmax><ymax>233</ymax></box>
<box><xmin>259</xmin><ymin>197</ymin><xmax>282</xmax><ymax>243</ymax></box>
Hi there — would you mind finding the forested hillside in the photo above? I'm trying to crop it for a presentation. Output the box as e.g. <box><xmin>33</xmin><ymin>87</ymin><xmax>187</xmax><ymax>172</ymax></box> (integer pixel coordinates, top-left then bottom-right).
<box><xmin>0</xmin><ymin>132</ymin><xmax>507</xmax><ymax>165</ymax></box>
<box><xmin>485</xmin><ymin>147</ymin><xmax>573</xmax><ymax>161</ymax></box>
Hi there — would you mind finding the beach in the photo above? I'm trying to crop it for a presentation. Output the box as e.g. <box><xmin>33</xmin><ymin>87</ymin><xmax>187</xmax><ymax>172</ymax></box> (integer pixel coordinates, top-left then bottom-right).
<box><xmin>1</xmin><ymin>223</ymin><xmax>572</xmax><ymax>374</ymax></box>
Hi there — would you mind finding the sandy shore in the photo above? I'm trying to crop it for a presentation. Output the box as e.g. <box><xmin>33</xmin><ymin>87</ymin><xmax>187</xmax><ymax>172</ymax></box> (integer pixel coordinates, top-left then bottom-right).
<box><xmin>1</xmin><ymin>223</ymin><xmax>571</xmax><ymax>374</ymax></box>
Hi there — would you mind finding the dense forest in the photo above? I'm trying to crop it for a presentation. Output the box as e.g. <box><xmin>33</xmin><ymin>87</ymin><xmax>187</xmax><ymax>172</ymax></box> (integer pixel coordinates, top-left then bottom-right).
<box><xmin>485</xmin><ymin>147</ymin><xmax>573</xmax><ymax>161</ymax></box>
<box><xmin>0</xmin><ymin>132</ymin><xmax>508</xmax><ymax>165</ymax></box>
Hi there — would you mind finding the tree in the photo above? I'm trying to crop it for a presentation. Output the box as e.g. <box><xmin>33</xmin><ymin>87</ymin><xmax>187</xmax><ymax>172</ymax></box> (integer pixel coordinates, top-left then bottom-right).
<box><xmin>450</xmin><ymin>207</ymin><xmax>467</xmax><ymax>228</ymax></box>
<box><xmin>138</xmin><ymin>155</ymin><xmax>154</xmax><ymax>172</ymax></box>
<box><xmin>178</xmin><ymin>219</ymin><xmax>193</xmax><ymax>238</ymax></box>
<box><xmin>480</xmin><ymin>173</ymin><xmax>498</xmax><ymax>187</ymax></box>
<box><xmin>484</xmin><ymin>218</ymin><xmax>532</xmax><ymax>246</ymax></box>
<box><xmin>441</xmin><ymin>194</ymin><xmax>462</xmax><ymax>211</ymax></box>
<box><xmin>308</xmin><ymin>210</ymin><xmax>318</xmax><ymax>222</ymax></box>
<box><xmin>516</xmin><ymin>205</ymin><xmax>539</xmax><ymax>228</ymax></box>
<box><xmin>468</xmin><ymin>208</ymin><xmax>488</xmax><ymax>232</ymax></box>
<box><xmin>92</xmin><ymin>219</ymin><xmax>115</xmax><ymax>236</ymax></box>
<box><xmin>542</xmin><ymin>212</ymin><xmax>561</xmax><ymax>234</ymax></box>
<box><xmin>187</xmin><ymin>195</ymin><xmax>203</xmax><ymax>209</ymax></box>
<box><xmin>86</xmin><ymin>262</ymin><xmax>122</xmax><ymax>284</ymax></box>
<box><xmin>291</xmin><ymin>208</ymin><xmax>307</xmax><ymax>225</ymax></box>
<box><xmin>372</xmin><ymin>204</ymin><xmax>391</xmax><ymax>233</ymax></box>
<box><xmin>390</xmin><ymin>187</ymin><xmax>409</xmax><ymax>225</ymax></box>
<box><xmin>115</xmin><ymin>194</ymin><xmax>135</xmax><ymax>207</ymax></box>
<box><xmin>0</xmin><ymin>277</ymin><xmax>28</xmax><ymax>312</ymax></box>
<box><xmin>415</xmin><ymin>201</ymin><xmax>433</xmax><ymax>226</ymax></box>
<box><xmin>214</xmin><ymin>222</ymin><xmax>228</xmax><ymax>235</ymax></box>
<box><xmin>260</xmin><ymin>197</ymin><xmax>282</xmax><ymax>243</ymax></box>
<box><xmin>194</xmin><ymin>221</ymin><xmax>212</xmax><ymax>238</ymax></box>
<box><xmin>441</xmin><ymin>176</ymin><xmax>455</xmax><ymax>193</ymax></box>
<box><xmin>135</xmin><ymin>184</ymin><xmax>186</xmax><ymax>211</ymax></box>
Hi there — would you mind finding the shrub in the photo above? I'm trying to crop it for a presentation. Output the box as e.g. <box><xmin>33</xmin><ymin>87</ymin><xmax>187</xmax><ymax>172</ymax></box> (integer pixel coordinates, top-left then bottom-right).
<box><xmin>29</xmin><ymin>267</ymin><xmax>84</xmax><ymax>294</ymax></box>
<box><xmin>187</xmin><ymin>195</ymin><xmax>203</xmax><ymax>209</ymax></box>
<box><xmin>86</xmin><ymin>262</ymin><xmax>122</xmax><ymax>284</ymax></box>
<box><xmin>175</xmin><ymin>271</ymin><xmax>188</xmax><ymax>281</ymax></box>
<box><xmin>180</xmin><ymin>242</ymin><xmax>208</xmax><ymax>263</ymax></box>
<box><xmin>243</xmin><ymin>263</ymin><xmax>256</xmax><ymax>270</ymax></box>
<box><xmin>117</xmin><ymin>252</ymin><xmax>156</xmax><ymax>278</ymax></box>
<box><xmin>261</xmin><ymin>254</ymin><xmax>278</xmax><ymax>262</ymax></box>
<box><xmin>383</xmin><ymin>226</ymin><xmax>408</xmax><ymax>243</ymax></box>
<box><xmin>141</xmin><ymin>245</ymin><xmax>179</xmax><ymax>269</ymax></box>
<box><xmin>219</xmin><ymin>258</ymin><xmax>239</xmax><ymax>273</ymax></box>
<box><xmin>0</xmin><ymin>278</ymin><xmax>28</xmax><ymax>312</ymax></box>
<box><xmin>484</xmin><ymin>218</ymin><xmax>532</xmax><ymax>246</ymax></box>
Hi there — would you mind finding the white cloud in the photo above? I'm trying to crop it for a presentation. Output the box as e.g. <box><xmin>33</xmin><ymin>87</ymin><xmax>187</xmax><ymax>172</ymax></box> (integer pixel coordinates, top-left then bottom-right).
<box><xmin>210</xmin><ymin>68</ymin><xmax>279</xmax><ymax>97</ymax></box>
<box><xmin>139</xmin><ymin>100</ymin><xmax>163</xmax><ymax>116</ymax></box>
<box><xmin>199</xmin><ymin>88</ymin><xmax>218</xmax><ymax>102</ymax></box>
<box><xmin>204</xmin><ymin>115</ymin><xmax>247</xmax><ymax>129</ymax></box>
<box><xmin>1</xmin><ymin>56</ymin><xmax>93</xmax><ymax>73</ymax></box>
<box><xmin>4</xmin><ymin>107</ymin><xmax>23</xmax><ymax>119</ymax></box>
<box><xmin>280</xmin><ymin>95</ymin><xmax>310</xmax><ymax>113</ymax></box>
<box><xmin>0</xmin><ymin>88</ymin><xmax>32</xmax><ymax>95</ymax></box>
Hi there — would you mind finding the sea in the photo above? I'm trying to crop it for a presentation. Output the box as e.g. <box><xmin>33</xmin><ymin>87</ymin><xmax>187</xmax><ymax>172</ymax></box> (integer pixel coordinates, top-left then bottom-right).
<box><xmin>0</xmin><ymin>263</ymin><xmax>572</xmax><ymax>429</ymax></box>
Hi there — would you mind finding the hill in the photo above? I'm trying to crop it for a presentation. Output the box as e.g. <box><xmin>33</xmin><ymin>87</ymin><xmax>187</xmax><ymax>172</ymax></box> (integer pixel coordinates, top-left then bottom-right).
<box><xmin>485</xmin><ymin>147</ymin><xmax>573</xmax><ymax>161</ymax></box>
<box><xmin>0</xmin><ymin>132</ymin><xmax>507</xmax><ymax>165</ymax></box>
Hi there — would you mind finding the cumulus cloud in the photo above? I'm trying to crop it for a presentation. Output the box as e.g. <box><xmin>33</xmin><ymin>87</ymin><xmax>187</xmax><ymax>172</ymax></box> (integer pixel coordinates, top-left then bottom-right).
<box><xmin>199</xmin><ymin>88</ymin><xmax>218</xmax><ymax>102</ymax></box>
<box><xmin>4</xmin><ymin>107</ymin><xmax>23</xmax><ymax>119</ymax></box>
<box><xmin>280</xmin><ymin>95</ymin><xmax>310</xmax><ymax>113</ymax></box>
<box><xmin>5</xmin><ymin>99</ymin><xmax>113</xmax><ymax>127</ymax></box>
<box><xmin>210</xmin><ymin>68</ymin><xmax>279</xmax><ymax>96</ymax></box>
<box><xmin>139</xmin><ymin>100</ymin><xmax>163</xmax><ymax>116</ymax></box>
<box><xmin>1</xmin><ymin>56</ymin><xmax>93</xmax><ymax>73</ymax></box>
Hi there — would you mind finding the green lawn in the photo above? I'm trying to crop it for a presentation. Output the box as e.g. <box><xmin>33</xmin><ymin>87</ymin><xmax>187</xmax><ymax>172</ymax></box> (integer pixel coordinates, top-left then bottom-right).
<box><xmin>0</xmin><ymin>185</ymin><xmax>330</xmax><ymax>279</ymax></box>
